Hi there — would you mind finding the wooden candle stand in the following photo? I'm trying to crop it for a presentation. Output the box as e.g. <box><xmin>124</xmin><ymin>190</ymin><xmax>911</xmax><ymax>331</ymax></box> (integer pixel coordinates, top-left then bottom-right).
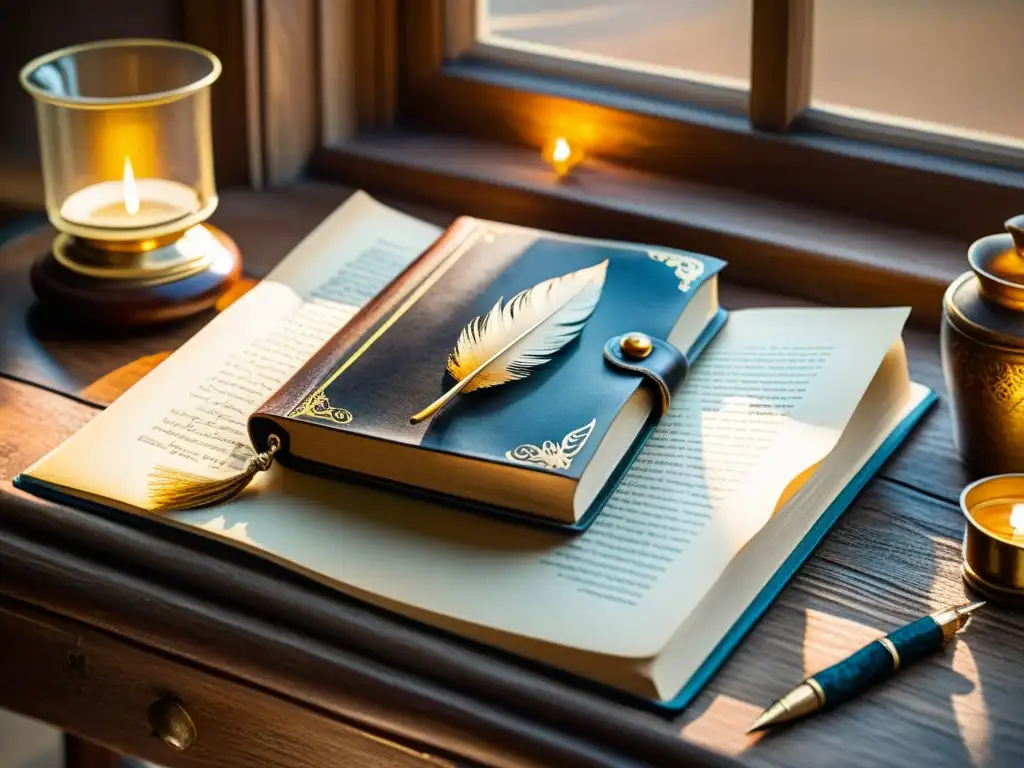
<box><xmin>30</xmin><ymin>224</ymin><xmax>242</xmax><ymax>327</ymax></box>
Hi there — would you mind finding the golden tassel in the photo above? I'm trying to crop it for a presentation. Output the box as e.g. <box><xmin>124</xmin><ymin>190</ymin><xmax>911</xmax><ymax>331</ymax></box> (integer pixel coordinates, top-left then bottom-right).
<box><xmin>147</xmin><ymin>434</ymin><xmax>281</xmax><ymax>512</ymax></box>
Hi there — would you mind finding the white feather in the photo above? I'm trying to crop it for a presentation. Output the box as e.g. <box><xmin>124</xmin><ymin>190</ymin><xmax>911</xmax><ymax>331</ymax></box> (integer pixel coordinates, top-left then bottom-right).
<box><xmin>409</xmin><ymin>260</ymin><xmax>609</xmax><ymax>423</ymax></box>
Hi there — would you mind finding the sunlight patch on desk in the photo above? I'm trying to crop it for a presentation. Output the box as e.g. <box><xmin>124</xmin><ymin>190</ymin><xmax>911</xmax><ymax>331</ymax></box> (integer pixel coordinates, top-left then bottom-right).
<box><xmin>679</xmin><ymin>693</ymin><xmax>762</xmax><ymax>755</ymax></box>
<box><xmin>802</xmin><ymin>609</ymin><xmax>881</xmax><ymax>677</ymax></box>
<box><xmin>950</xmin><ymin>640</ymin><xmax>990</xmax><ymax>767</ymax></box>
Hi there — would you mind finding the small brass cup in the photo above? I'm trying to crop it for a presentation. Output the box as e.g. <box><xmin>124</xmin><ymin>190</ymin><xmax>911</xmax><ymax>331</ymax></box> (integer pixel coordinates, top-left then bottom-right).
<box><xmin>960</xmin><ymin>474</ymin><xmax>1024</xmax><ymax>604</ymax></box>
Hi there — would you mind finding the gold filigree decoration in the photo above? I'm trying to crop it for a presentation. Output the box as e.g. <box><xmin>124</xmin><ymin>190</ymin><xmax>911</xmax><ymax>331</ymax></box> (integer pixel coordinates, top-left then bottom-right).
<box><xmin>290</xmin><ymin>391</ymin><xmax>353</xmax><ymax>424</ymax></box>
<box><xmin>648</xmin><ymin>250</ymin><xmax>705</xmax><ymax>292</ymax></box>
<box><xmin>505</xmin><ymin>419</ymin><xmax>596</xmax><ymax>470</ymax></box>
<box><xmin>948</xmin><ymin>333</ymin><xmax>1024</xmax><ymax>409</ymax></box>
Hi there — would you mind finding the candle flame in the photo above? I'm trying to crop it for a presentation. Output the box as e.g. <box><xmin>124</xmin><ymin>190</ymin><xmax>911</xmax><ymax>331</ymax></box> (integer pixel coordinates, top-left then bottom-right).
<box><xmin>1011</xmin><ymin>503</ymin><xmax>1024</xmax><ymax>536</ymax></box>
<box><xmin>122</xmin><ymin>157</ymin><xmax>139</xmax><ymax>216</ymax></box>
<box><xmin>552</xmin><ymin>138</ymin><xmax>572</xmax><ymax>163</ymax></box>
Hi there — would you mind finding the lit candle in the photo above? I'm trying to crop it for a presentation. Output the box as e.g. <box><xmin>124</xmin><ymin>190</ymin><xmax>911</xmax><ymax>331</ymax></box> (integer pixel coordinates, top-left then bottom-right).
<box><xmin>960</xmin><ymin>474</ymin><xmax>1024</xmax><ymax>601</ymax></box>
<box><xmin>544</xmin><ymin>137</ymin><xmax>583</xmax><ymax>179</ymax></box>
<box><xmin>966</xmin><ymin>498</ymin><xmax>1024</xmax><ymax>544</ymax></box>
<box><xmin>59</xmin><ymin>157</ymin><xmax>200</xmax><ymax>231</ymax></box>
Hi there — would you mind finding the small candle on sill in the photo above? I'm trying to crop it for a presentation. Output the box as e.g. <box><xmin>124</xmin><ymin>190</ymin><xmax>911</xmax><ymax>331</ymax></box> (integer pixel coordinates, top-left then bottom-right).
<box><xmin>544</xmin><ymin>137</ymin><xmax>583</xmax><ymax>180</ymax></box>
<box><xmin>60</xmin><ymin>157</ymin><xmax>201</xmax><ymax>231</ymax></box>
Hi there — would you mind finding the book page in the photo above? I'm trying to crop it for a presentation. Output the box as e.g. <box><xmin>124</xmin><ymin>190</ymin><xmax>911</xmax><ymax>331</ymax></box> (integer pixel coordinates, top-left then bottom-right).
<box><xmin>153</xmin><ymin>306</ymin><xmax>909</xmax><ymax>662</ymax></box>
<box><xmin>25</xmin><ymin>192</ymin><xmax>443</xmax><ymax>507</ymax></box>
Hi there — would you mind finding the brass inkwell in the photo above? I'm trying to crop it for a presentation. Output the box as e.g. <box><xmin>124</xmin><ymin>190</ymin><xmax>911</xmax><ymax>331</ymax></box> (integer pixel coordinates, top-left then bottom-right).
<box><xmin>942</xmin><ymin>215</ymin><xmax>1024</xmax><ymax>475</ymax></box>
<box><xmin>944</xmin><ymin>215</ymin><xmax>1024</xmax><ymax>602</ymax></box>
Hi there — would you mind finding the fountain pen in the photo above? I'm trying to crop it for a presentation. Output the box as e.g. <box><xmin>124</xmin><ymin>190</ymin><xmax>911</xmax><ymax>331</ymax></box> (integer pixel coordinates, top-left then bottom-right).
<box><xmin>748</xmin><ymin>601</ymin><xmax>985</xmax><ymax>733</ymax></box>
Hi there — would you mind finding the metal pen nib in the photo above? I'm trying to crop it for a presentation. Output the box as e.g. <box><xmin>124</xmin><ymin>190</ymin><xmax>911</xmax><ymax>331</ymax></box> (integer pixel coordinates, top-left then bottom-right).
<box><xmin>931</xmin><ymin>600</ymin><xmax>986</xmax><ymax>642</ymax></box>
<box><xmin>747</xmin><ymin>682</ymin><xmax>821</xmax><ymax>733</ymax></box>
<box><xmin>957</xmin><ymin>600</ymin><xmax>986</xmax><ymax>621</ymax></box>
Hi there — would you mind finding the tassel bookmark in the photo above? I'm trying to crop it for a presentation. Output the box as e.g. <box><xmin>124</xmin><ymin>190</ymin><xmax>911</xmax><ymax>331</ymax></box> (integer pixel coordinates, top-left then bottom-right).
<box><xmin>148</xmin><ymin>434</ymin><xmax>280</xmax><ymax>512</ymax></box>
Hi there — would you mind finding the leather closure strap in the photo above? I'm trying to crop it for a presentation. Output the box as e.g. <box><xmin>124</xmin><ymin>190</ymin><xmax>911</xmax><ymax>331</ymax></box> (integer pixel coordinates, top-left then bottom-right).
<box><xmin>603</xmin><ymin>333</ymin><xmax>689</xmax><ymax>416</ymax></box>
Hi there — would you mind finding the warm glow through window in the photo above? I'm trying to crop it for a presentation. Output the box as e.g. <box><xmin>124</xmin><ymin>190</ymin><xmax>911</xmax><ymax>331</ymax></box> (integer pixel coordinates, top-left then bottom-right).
<box><xmin>479</xmin><ymin>0</ymin><xmax>752</xmax><ymax>88</ymax></box>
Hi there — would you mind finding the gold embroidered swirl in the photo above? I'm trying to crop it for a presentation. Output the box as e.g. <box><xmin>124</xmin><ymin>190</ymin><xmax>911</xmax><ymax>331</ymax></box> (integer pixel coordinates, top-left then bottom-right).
<box><xmin>648</xmin><ymin>250</ymin><xmax>705</xmax><ymax>292</ymax></box>
<box><xmin>290</xmin><ymin>391</ymin><xmax>353</xmax><ymax>424</ymax></box>
<box><xmin>505</xmin><ymin>419</ymin><xmax>596</xmax><ymax>470</ymax></box>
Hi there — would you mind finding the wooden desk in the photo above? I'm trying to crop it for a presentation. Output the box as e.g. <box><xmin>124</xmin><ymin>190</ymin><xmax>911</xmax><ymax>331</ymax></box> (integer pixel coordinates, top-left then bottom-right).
<box><xmin>1</xmin><ymin>183</ymin><xmax>1019</xmax><ymax>768</ymax></box>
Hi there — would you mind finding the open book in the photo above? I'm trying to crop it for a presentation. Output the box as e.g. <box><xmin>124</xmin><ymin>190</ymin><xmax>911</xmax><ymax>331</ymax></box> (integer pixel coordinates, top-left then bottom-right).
<box><xmin>16</xmin><ymin>192</ymin><xmax>935</xmax><ymax>708</ymax></box>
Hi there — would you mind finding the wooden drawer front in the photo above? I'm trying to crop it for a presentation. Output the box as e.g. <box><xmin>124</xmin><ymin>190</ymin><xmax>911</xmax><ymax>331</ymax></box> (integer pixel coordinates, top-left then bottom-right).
<box><xmin>0</xmin><ymin>600</ymin><xmax>455</xmax><ymax>768</ymax></box>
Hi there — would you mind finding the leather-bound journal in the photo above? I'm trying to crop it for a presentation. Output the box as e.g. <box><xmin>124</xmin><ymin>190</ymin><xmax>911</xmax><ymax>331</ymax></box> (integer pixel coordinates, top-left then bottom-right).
<box><xmin>249</xmin><ymin>217</ymin><xmax>726</xmax><ymax>529</ymax></box>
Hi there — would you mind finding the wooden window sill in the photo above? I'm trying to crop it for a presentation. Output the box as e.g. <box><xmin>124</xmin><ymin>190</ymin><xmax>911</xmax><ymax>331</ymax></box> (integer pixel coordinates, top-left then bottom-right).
<box><xmin>314</xmin><ymin>131</ymin><xmax>970</xmax><ymax>327</ymax></box>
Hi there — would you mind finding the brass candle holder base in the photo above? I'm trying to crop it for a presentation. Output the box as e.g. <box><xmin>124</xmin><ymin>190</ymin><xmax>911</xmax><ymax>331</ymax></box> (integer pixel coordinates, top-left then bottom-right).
<box><xmin>30</xmin><ymin>224</ymin><xmax>242</xmax><ymax>327</ymax></box>
<box><xmin>961</xmin><ymin>561</ymin><xmax>1024</xmax><ymax>605</ymax></box>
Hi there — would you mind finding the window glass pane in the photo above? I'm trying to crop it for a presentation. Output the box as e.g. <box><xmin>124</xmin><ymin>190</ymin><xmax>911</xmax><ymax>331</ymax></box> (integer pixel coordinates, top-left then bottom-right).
<box><xmin>479</xmin><ymin>0</ymin><xmax>752</xmax><ymax>89</ymax></box>
<box><xmin>812</xmin><ymin>0</ymin><xmax>1024</xmax><ymax>143</ymax></box>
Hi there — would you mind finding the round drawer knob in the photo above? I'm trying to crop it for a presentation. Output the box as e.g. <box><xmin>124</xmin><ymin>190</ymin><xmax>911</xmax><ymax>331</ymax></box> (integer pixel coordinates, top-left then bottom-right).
<box><xmin>148</xmin><ymin>699</ymin><xmax>197</xmax><ymax>751</ymax></box>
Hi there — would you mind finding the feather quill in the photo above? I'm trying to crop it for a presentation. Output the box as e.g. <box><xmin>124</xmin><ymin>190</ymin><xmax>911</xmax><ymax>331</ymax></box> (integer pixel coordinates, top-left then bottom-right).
<box><xmin>410</xmin><ymin>259</ymin><xmax>609</xmax><ymax>424</ymax></box>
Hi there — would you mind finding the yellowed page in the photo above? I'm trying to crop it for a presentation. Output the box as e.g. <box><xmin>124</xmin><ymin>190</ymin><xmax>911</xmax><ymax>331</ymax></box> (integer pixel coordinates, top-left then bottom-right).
<box><xmin>147</xmin><ymin>306</ymin><xmax>910</xmax><ymax>664</ymax></box>
<box><xmin>649</xmin><ymin>350</ymin><xmax>922</xmax><ymax>700</ymax></box>
<box><xmin>24</xmin><ymin>191</ymin><xmax>443</xmax><ymax>507</ymax></box>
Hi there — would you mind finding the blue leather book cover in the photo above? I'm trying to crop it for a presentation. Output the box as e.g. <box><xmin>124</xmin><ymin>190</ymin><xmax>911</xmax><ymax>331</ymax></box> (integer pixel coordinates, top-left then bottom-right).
<box><xmin>252</xmin><ymin>220</ymin><xmax>727</xmax><ymax>530</ymax></box>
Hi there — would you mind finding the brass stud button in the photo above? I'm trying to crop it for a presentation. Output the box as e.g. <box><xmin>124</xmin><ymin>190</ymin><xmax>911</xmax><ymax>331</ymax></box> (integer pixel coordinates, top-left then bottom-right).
<box><xmin>620</xmin><ymin>333</ymin><xmax>653</xmax><ymax>360</ymax></box>
<box><xmin>149</xmin><ymin>699</ymin><xmax>196</xmax><ymax>751</ymax></box>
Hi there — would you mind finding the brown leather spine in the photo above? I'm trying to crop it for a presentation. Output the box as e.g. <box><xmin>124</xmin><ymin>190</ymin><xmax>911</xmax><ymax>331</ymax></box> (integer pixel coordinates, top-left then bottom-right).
<box><xmin>249</xmin><ymin>217</ymin><xmax>479</xmax><ymax>444</ymax></box>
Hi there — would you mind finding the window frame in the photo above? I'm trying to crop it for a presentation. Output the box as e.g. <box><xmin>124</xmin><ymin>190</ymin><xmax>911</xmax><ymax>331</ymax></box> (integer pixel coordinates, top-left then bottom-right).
<box><xmin>178</xmin><ymin>0</ymin><xmax>1024</xmax><ymax>243</ymax></box>
<box><xmin>445</xmin><ymin>0</ymin><xmax>750</xmax><ymax>116</ymax></box>
<box><xmin>26</xmin><ymin>0</ymin><xmax>972</xmax><ymax>325</ymax></box>
<box><xmin>4</xmin><ymin>0</ymin><xmax>1021</xmax><ymax>239</ymax></box>
<box><xmin>381</xmin><ymin>0</ymin><xmax>1024</xmax><ymax>242</ymax></box>
<box><xmin>0</xmin><ymin>0</ymin><xmax>959</xmax><ymax>340</ymax></box>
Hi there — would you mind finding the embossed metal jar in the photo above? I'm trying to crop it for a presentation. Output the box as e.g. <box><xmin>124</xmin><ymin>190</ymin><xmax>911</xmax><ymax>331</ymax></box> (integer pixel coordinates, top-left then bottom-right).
<box><xmin>942</xmin><ymin>216</ymin><xmax>1024</xmax><ymax>475</ymax></box>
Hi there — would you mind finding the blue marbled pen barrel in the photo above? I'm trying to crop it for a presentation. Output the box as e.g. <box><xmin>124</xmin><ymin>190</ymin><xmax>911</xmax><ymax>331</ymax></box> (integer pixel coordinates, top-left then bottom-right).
<box><xmin>749</xmin><ymin>601</ymin><xmax>985</xmax><ymax>732</ymax></box>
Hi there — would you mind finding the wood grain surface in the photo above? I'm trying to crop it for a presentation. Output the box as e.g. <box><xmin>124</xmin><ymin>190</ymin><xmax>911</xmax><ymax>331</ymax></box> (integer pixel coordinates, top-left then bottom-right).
<box><xmin>750</xmin><ymin>0</ymin><xmax>814</xmax><ymax>131</ymax></box>
<box><xmin>0</xmin><ymin>184</ymin><xmax>1013</xmax><ymax>767</ymax></box>
<box><xmin>1</xmin><ymin>598</ymin><xmax>459</xmax><ymax>768</ymax></box>
<box><xmin>261</xmin><ymin>0</ymin><xmax>318</xmax><ymax>184</ymax></box>
<box><xmin>63</xmin><ymin>735</ymin><xmax>119</xmax><ymax>768</ymax></box>
<box><xmin>183</xmin><ymin>0</ymin><xmax>263</xmax><ymax>189</ymax></box>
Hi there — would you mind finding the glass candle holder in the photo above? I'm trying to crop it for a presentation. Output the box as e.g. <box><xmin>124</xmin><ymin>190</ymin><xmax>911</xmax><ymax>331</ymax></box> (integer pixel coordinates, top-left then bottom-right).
<box><xmin>18</xmin><ymin>39</ymin><xmax>242</xmax><ymax>326</ymax></box>
<box><xmin>20</xmin><ymin>38</ymin><xmax>221</xmax><ymax>243</ymax></box>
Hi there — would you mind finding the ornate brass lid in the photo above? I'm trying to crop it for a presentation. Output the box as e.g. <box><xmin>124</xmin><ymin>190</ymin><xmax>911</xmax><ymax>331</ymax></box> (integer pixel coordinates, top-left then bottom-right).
<box><xmin>945</xmin><ymin>216</ymin><xmax>1024</xmax><ymax>349</ymax></box>
<box><xmin>969</xmin><ymin>215</ymin><xmax>1024</xmax><ymax>310</ymax></box>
